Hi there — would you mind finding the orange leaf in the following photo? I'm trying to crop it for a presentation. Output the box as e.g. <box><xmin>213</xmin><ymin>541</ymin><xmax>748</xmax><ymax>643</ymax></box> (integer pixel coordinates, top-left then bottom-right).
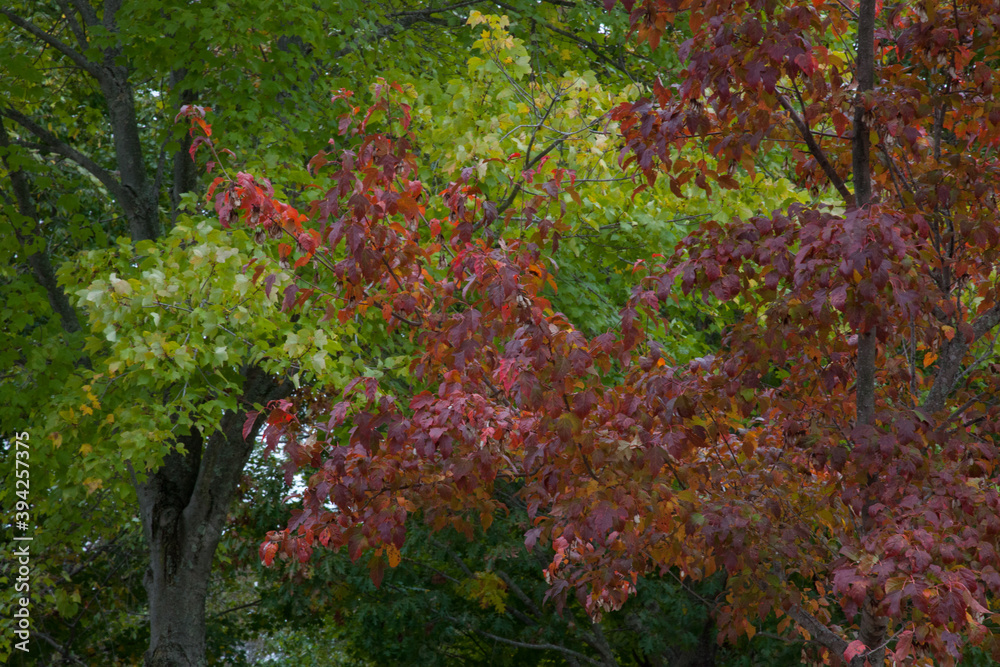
<box><xmin>386</xmin><ymin>544</ymin><xmax>401</xmax><ymax>568</ymax></box>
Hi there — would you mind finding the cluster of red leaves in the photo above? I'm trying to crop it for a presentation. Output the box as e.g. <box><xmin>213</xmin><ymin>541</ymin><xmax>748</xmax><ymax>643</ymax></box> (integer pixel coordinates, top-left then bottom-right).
<box><xmin>602</xmin><ymin>0</ymin><xmax>1000</xmax><ymax>662</ymax></box>
<box><xmin>184</xmin><ymin>0</ymin><xmax>1000</xmax><ymax>660</ymax></box>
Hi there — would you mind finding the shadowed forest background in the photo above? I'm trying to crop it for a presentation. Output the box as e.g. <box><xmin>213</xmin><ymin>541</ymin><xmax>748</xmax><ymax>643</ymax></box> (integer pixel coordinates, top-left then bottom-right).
<box><xmin>5</xmin><ymin>1</ymin><xmax>1000</xmax><ymax>666</ymax></box>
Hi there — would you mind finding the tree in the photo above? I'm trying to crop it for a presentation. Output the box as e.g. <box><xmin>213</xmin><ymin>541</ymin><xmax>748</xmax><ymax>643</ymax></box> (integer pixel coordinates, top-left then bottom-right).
<box><xmin>0</xmin><ymin>2</ymin><xmax>685</xmax><ymax>664</ymax></box>
<box><xmin>185</xmin><ymin>18</ymin><xmax>816</xmax><ymax>665</ymax></box>
<box><xmin>227</xmin><ymin>1</ymin><xmax>1000</xmax><ymax>665</ymax></box>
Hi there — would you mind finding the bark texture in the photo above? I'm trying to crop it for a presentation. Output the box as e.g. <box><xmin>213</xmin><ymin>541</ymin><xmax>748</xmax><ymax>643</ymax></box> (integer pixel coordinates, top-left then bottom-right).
<box><xmin>137</xmin><ymin>366</ymin><xmax>291</xmax><ymax>666</ymax></box>
<box><xmin>850</xmin><ymin>0</ymin><xmax>886</xmax><ymax>664</ymax></box>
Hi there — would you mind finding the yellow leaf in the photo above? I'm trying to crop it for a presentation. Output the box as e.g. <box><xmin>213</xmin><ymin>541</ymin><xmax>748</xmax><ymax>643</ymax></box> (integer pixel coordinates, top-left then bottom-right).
<box><xmin>83</xmin><ymin>477</ymin><xmax>103</xmax><ymax>494</ymax></box>
<box><xmin>50</xmin><ymin>432</ymin><xmax>63</xmax><ymax>448</ymax></box>
<box><xmin>79</xmin><ymin>443</ymin><xmax>92</xmax><ymax>456</ymax></box>
<box><xmin>923</xmin><ymin>351</ymin><xmax>938</xmax><ymax>367</ymax></box>
<box><xmin>386</xmin><ymin>544</ymin><xmax>401</xmax><ymax>568</ymax></box>
<box><xmin>106</xmin><ymin>413</ymin><xmax>115</xmax><ymax>424</ymax></box>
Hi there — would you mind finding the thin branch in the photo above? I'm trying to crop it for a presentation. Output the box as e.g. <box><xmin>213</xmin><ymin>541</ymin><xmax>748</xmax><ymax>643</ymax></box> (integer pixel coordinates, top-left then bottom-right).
<box><xmin>0</xmin><ymin>7</ymin><xmax>101</xmax><ymax>78</ymax></box>
<box><xmin>30</xmin><ymin>630</ymin><xmax>88</xmax><ymax>666</ymax></box>
<box><xmin>496</xmin><ymin>569</ymin><xmax>543</xmax><ymax>618</ymax></box>
<box><xmin>443</xmin><ymin>615</ymin><xmax>602</xmax><ymax>665</ymax></box>
<box><xmin>210</xmin><ymin>598</ymin><xmax>261</xmax><ymax>618</ymax></box>
<box><xmin>525</xmin><ymin>91</ymin><xmax>563</xmax><ymax>167</ymax></box>
<box><xmin>493</xmin><ymin>0</ymin><xmax>646</xmax><ymax>85</ymax></box>
<box><xmin>776</xmin><ymin>94</ymin><xmax>853</xmax><ymax>206</ymax></box>
<box><xmin>391</xmin><ymin>0</ymin><xmax>481</xmax><ymax>17</ymax></box>
<box><xmin>54</xmin><ymin>0</ymin><xmax>89</xmax><ymax>51</ymax></box>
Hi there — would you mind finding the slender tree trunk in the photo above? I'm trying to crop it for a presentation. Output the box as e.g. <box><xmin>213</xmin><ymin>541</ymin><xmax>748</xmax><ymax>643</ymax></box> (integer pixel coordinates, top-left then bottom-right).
<box><xmin>850</xmin><ymin>0</ymin><xmax>887</xmax><ymax>664</ymax></box>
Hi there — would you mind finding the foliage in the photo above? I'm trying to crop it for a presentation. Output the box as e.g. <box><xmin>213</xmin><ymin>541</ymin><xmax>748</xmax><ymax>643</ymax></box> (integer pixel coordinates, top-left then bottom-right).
<box><xmin>221</xmin><ymin>1</ymin><xmax>1000</xmax><ymax>666</ymax></box>
<box><xmin>0</xmin><ymin>1</ymin><xmax>701</xmax><ymax>664</ymax></box>
<box><xmin>16</xmin><ymin>0</ymin><xmax>1000</xmax><ymax>665</ymax></box>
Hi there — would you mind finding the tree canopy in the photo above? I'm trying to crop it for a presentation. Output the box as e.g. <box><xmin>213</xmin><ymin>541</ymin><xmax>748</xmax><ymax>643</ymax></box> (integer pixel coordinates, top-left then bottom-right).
<box><xmin>7</xmin><ymin>1</ymin><xmax>1000</xmax><ymax>666</ymax></box>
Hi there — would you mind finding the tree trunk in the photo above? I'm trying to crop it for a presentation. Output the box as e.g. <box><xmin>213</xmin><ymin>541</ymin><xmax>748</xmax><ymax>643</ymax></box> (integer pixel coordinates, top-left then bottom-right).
<box><xmin>135</xmin><ymin>366</ymin><xmax>290</xmax><ymax>666</ymax></box>
<box><xmin>850</xmin><ymin>0</ymin><xmax>886</xmax><ymax>663</ymax></box>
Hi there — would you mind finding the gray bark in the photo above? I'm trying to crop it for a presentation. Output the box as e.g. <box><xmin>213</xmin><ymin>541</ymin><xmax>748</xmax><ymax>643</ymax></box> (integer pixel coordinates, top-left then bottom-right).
<box><xmin>94</xmin><ymin>3</ymin><xmax>160</xmax><ymax>241</ymax></box>
<box><xmin>136</xmin><ymin>365</ymin><xmax>291</xmax><ymax>666</ymax></box>
<box><xmin>850</xmin><ymin>0</ymin><xmax>886</xmax><ymax>664</ymax></box>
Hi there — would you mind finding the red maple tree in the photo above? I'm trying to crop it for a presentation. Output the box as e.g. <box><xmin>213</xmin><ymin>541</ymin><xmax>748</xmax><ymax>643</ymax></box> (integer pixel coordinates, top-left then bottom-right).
<box><xmin>187</xmin><ymin>0</ymin><xmax>1000</xmax><ymax>662</ymax></box>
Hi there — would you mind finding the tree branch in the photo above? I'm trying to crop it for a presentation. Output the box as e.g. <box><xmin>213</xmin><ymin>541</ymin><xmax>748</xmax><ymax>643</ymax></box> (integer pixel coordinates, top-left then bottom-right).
<box><xmin>2</xmin><ymin>106</ymin><xmax>127</xmax><ymax>202</ymax></box>
<box><xmin>54</xmin><ymin>0</ymin><xmax>89</xmax><ymax>51</ymax></box>
<box><xmin>31</xmin><ymin>630</ymin><xmax>88</xmax><ymax>666</ymax></box>
<box><xmin>0</xmin><ymin>7</ymin><xmax>101</xmax><ymax>78</ymax></box>
<box><xmin>494</xmin><ymin>0</ymin><xmax>646</xmax><ymax>85</ymax></box>
<box><xmin>210</xmin><ymin>598</ymin><xmax>261</xmax><ymax>618</ymax></box>
<box><xmin>923</xmin><ymin>302</ymin><xmax>1000</xmax><ymax>414</ymax></box>
<box><xmin>496</xmin><ymin>569</ymin><xmax>544</xmax><ymax>618</ymax></box>
<box><xmin>777</xmin><ymin>94</ymin><xmax>853</xmax><ymax>206</ymax></box>
<box><xmin>785</xmin><ymin>604</ymin><xmax>849</xmax><ymax>656</ymax></box>
<box><xmin>331</xmin><ymin>2</ymin><xmax>477</xmax><ymax>60</ymax></box>
<box><xmin>0</xmin><ymin>116</ymin><xmax>83</xmax><ymax>335</ymax></box>
<box><xmin>444</xmin><ymin>615</ymin><xmax>602</xmax><ymax>665</ymax></box>
<box><xmin>103</xmin><ymin>0</ymin><xmax>123</xmax><ymax>31</ymax></box>
<box><xmin>581</xmin><ymin>621</ymin><xmax>619</xmax><ymax>667</ymax></box>
<box><xmin>69</xmin><ymin>0</ymin><xmax>100</xmax><ymax>26</ymax></box>
<box><xmin>182</xmin><ymin>365</ymin><xmax>292</xmax><ymax>535</ymax></box>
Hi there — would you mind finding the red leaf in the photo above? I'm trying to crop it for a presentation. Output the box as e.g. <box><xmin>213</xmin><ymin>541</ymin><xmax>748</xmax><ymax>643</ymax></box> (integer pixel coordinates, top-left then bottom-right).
<box><xmin>281</xmin><ymin>284</ymin><xmax>298</xmax><ymax>311</ymax></box>
<box><xmin>328</xmin><ymin>401</ymin><xmax>350</xmax><ymax>429</ymax></box>
<box><xmin>893</xmin><ymin>631</ymin><xmax>913</xmax><ymax>662</ymax></box>
<box><xmin>260</xmin><ymin>541</ymin><xmax>278</xmax><ymax>567</ymax></box>
<box><xmin>369</xmin><ymin>554</ymin><xmax>386</xmax><ymax>588</ymax></box>
<box><xmin>206</xmin><ymin>176</ymin><xmax>225</xmax><ymax>201</ymax></box>
<box><xmin>844</xmin><ymin>640</ymin><xmax>867</xmax><ymax>661</ymax></box>
<box><xmin>242</xmin><ymin>411</ymin><xmax>259</xmax><ymax>442</ymax></box>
